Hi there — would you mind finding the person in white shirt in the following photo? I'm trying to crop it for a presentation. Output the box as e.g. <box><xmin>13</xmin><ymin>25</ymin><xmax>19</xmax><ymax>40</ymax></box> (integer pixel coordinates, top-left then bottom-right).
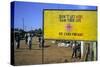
<box><xmin>25</xmin><ymin>33</ymin><xmax>28</xmax><ymax>44</ymax></box>
<box><xmin>27</xmin><ymin>33</ymin><xmax>32</xmax><ymax>50</ymax></box>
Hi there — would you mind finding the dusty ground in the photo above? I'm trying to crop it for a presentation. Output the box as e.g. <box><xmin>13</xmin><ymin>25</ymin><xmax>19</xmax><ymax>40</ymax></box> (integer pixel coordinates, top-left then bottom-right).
<box><xmin>14</xmin><ymin>37</ymin><xmax>82</xmax><ymax>65</ymax></box>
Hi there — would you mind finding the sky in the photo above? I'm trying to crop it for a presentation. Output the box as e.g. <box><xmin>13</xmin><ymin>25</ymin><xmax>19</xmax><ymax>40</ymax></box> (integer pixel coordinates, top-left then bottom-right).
<box><xmin>12</xmin><ymin>1</ymin><xmax>97</xmax><ymax>31</ymax></box>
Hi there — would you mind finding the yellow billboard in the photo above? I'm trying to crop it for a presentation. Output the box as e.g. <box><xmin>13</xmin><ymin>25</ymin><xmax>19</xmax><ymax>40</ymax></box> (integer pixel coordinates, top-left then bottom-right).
<box><xmin>44</xmin><ymin>10</ymin><xmax>97</xmax><ymax>41</ymax></box>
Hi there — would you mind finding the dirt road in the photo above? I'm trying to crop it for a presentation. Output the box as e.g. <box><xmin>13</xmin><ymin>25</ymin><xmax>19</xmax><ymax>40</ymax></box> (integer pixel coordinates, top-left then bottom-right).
<box><xmin>15</xmin><ymin>37</ymin><xmax>82</xmax><ymax>65</ymax></box>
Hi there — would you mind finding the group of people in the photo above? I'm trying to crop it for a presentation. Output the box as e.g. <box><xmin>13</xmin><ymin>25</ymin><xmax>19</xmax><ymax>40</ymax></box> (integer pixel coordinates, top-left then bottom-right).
<box><xmin>15</xmin><ymin>33</ymin><xmax>33</xmax><ymax>50</ymax></box>
<box><xmin>25</xmin><ymin>33</ymin><xmax>33</xmax><ymax>50</ymax></box>
<box><xmin>71</xmin><ymin>41</ymin><xmax>81</xmax><ymax>59</ymax></box>
<box><xmin>15</xmin><ymin>33</ymin><xmax>43</xmax><ymax>50</ymax></box>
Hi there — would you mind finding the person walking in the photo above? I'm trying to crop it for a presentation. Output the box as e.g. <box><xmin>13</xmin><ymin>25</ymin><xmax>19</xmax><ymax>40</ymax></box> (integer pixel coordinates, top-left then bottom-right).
<box><xmin>25</xmin><ymin>33</ymin><xmax>28</xmax><ymax>44</ymax></box>
<box><xmin>85</xmin><ymin>44</ymin><xmax>90</xmax><ymax>61</ymax></box>
<box><xmin>72</xmin><ymin>41</ymin><xmax>77</xmax><ymax>58</ymax></box>
<box><xmin>38</xmin><ymin>36</ymin><xmax>44</xmax><ymax>48</ymax></box>
<box><xmin>77</xmin><ymin>43</ymin><xmax>81</xmax><ymax>59</ymax></box>
<box><xmin>27</xmin><ymin>33</ymin><xmax>32</xmax><ymax>50</ymax></box>
<box><xmin>15</xmin><ymin>33</ymin><xmax>20</xmax><ymax>49</ymax></box>
<box><xmin>38</xmin><ymin>36</ymin><xmax>42</xmax><ymax>48</ymax></box>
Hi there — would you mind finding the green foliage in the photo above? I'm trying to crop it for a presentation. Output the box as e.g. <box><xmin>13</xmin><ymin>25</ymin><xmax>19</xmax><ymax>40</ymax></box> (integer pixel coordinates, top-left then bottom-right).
<box><xmin>32</xmin><ymin>28</ymin><xmax>42</xmax><ymax>37</ymax></box>
<box><xmin>14</xmin><ymin>28</ymin><xmax>42</xmax><ymax>40</ymax></box>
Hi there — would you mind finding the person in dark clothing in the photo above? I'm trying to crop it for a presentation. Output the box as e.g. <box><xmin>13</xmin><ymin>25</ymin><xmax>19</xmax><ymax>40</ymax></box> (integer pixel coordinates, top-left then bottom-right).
<box><xmin>42</xmin><ymin>38</ymin><xmax>44</xmax><ymax>48</ymax></box>
<box><xmin>25</xmin><ymin>34</ymin><xmax>28</xmax><ymax>44</ymax></box>
<box><xmin>15</xmin><ymin>34</ymin><xmax>20</xmax><ymax>49</ymax></box>
<box><xmin>38</xmin><ymin>36</ymin><xmax>44</xmax><ymax>48</ymax></box>
<box><xmin>77</xmin><ymin>43</ymin><xmax>81</xmax><ymax>59</ymax></box>
<box><xmin>38</xmin><ymin>36</ymin><xmax>42</xmax><ymax>48</ymax></box>
<box><xmin>85</xmin><ymin>44</ymin><xmax>90</xmax><ymax>61</ymax></box>
<box><xmin>72</xmin><ymin>41</ymin><xmax>77</xmax><ymax>58</ymax></box>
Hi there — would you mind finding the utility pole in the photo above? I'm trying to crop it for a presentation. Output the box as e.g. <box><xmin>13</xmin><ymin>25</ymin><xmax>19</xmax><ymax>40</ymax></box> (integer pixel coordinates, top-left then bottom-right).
<box><xmin>22</xmin><ymin>18</ymin><xmax>24</xmax><ymax>31</ymax></box>
<box><xmin>25</xmin><ymin>26</ymin><xmax>27</xmax><ymax>31</ymax></box>
<box><xmin>31</xmin><ymin>27</ymin><xmax>32</xmax><ymax>31</ymax></box>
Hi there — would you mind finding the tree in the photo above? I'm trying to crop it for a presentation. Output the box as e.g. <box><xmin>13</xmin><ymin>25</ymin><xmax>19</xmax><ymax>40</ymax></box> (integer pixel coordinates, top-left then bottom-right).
<box><xmin>33</xmin><ymin>28</ymin><xmax>42</xmax><ymax>37</ymax></box>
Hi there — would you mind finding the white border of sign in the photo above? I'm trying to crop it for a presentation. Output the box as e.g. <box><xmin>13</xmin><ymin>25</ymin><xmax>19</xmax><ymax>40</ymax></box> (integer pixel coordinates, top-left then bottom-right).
<box><xmin>0</xmin><ymin>0</ymin><xmax>100</xmax><ymax>67</ymax></box>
